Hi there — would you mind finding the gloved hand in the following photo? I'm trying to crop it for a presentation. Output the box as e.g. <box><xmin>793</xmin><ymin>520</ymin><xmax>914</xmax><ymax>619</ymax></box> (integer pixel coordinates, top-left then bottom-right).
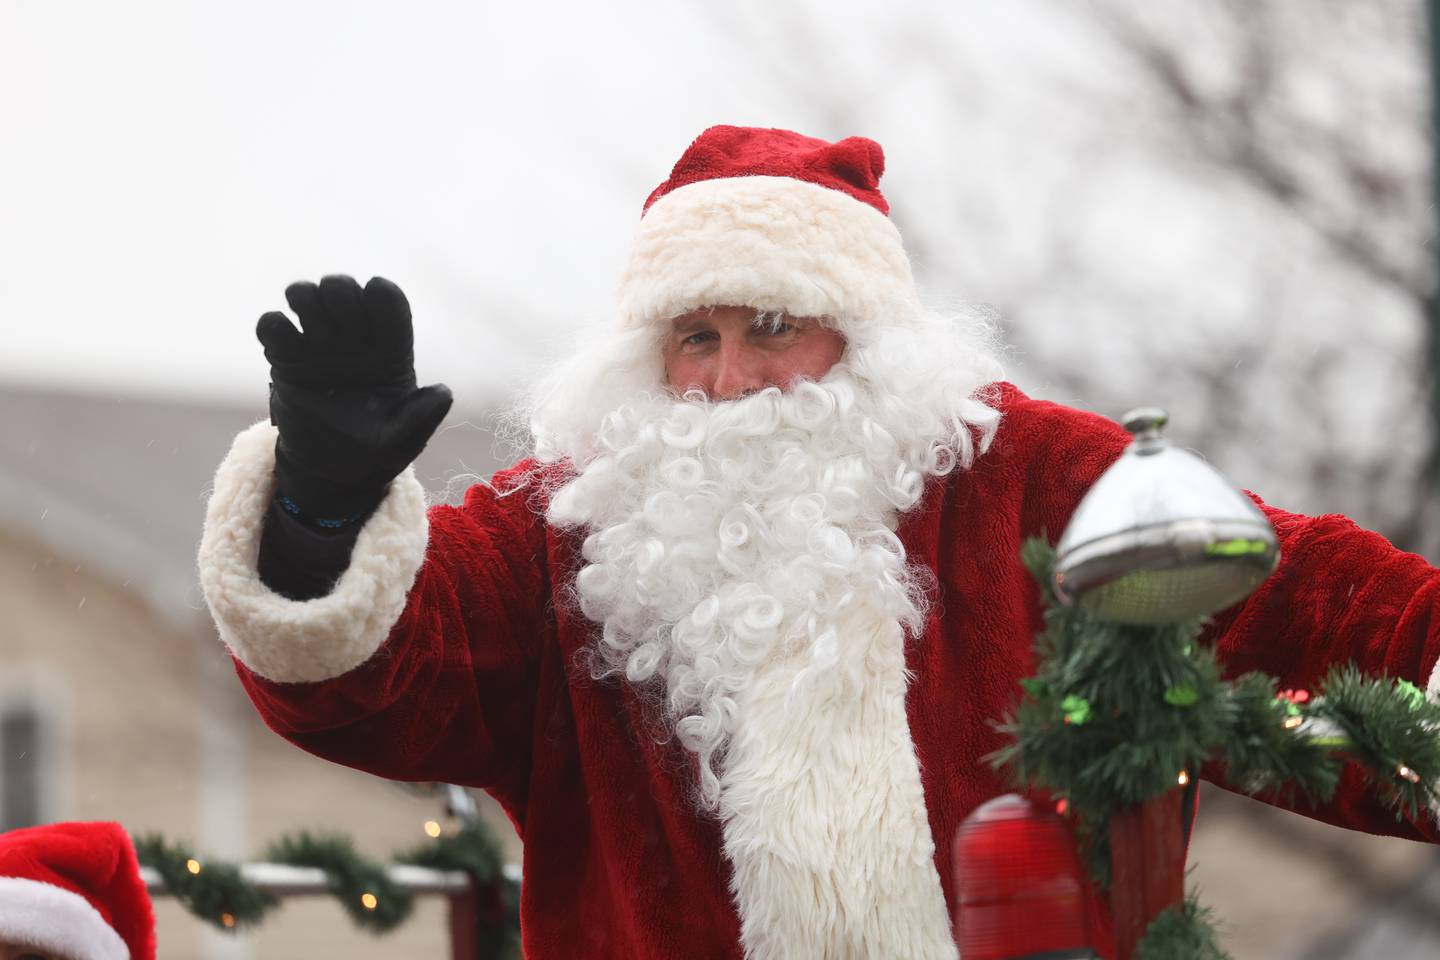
<box><xmin>256</xmin><ymin>275</ymin><xmax>453</xmax><ymax>525</ymax></box>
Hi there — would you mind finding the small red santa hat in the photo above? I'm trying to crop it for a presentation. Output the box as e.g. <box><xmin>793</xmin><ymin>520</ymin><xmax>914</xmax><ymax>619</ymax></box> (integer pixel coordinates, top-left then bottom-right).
<box><xmin>616</xmin><ymin>125</ymin><xmax>919</xmax><ymax>341</ymax></box>
<box><xmin>0</xmin><ymin>822</ymin><xmax>156</xmax><ymax>960</ymax></box>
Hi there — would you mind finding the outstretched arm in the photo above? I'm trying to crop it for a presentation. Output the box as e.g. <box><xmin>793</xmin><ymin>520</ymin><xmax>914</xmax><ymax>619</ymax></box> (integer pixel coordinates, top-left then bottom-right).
<box><xmin>1020</xmin><ymin>390</ymin><xmax>1440</xmax><ymax>839</ymax></box>
<box><xmin>1203</xmin><ymin>500</ymin><xmax>1440</xmax><ymax>840</ymax></box>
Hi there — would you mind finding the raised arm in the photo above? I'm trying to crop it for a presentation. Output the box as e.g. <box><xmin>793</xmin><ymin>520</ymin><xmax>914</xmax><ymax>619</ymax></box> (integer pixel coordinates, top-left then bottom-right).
<box><xmin>197</xmin><ymin>276</ymin><xmax>550</xmax><ymax>795</ymax></box>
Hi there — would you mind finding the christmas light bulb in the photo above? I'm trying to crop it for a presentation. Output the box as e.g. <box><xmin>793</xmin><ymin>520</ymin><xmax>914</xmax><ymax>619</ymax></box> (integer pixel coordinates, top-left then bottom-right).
<box><xmin>221</xmin><ymin>913</ymin><xmax>235</xmax><ymax>928</ymax></box>
<box><xmin>1398</xmin><ymin>764</ymin><xmax>1421</xmax><ymax>783</ymax></box>
<box><xmin>424</xmin><ymin>820</ymin><xmax>442</xmax><ymax>838</ymax></box>
<box><xmin>361</xmin><ymin>892</ymin><xmax>379</xmax><ymax>910</ymax></box>
<box><xmin>1177</xmin><ymin>770</ymin><xmax>1190</xmax><ymax>786</ymax></box>
<box><xmin>186</xmin><ymin>859</ymin><xmax>202</xmax><ymax>875</ymax></box>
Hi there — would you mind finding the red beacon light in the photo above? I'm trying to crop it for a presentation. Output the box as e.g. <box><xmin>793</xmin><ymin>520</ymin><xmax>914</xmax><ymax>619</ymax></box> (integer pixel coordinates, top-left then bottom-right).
<box><xmin>953</xmin><ymin>793</ymin><xmax>1097</xmax><ymax>960</ymax></box>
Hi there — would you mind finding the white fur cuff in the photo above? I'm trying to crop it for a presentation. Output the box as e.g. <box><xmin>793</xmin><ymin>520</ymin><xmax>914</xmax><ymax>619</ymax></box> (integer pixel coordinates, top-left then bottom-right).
<box><xmin>196</xmin><ymin>421</ymin><xmax>429</xmax><ymax>683</ymax></box>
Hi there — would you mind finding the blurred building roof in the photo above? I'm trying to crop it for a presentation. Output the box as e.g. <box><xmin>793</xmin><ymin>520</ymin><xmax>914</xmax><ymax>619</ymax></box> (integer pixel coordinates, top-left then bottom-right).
<box><xmin>0</xmin><ymin>380</ymin><xmax>507</xmax><ymax>634</ymax></box>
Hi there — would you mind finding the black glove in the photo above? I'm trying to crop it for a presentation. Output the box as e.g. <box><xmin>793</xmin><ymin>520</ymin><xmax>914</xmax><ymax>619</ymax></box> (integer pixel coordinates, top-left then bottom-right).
<box><xmin>256</xmin><ymin>275</ymin><xmax>452</xmax><ymax>524</ymax></box>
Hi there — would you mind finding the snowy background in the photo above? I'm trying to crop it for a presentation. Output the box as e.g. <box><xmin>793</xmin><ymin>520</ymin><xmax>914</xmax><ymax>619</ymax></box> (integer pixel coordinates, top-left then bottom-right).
<box><xmin>3</xmin><ymin>1</ymin><xmax>1439</xmax><ymax>955</ymax></box>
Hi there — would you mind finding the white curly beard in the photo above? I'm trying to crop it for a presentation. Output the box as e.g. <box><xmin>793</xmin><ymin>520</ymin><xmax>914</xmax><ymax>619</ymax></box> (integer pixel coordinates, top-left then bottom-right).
<box><xmin>547</xmin><ymin>367</ymin><xmax>961</xmax><ymax>808</ymax></box>
<box><xmin>530</xmin><ymin>312</ymin><xmax>1002</xmax><ymax>959</ymax></box>
<box><xmin>546</xmin><ymin>365</ymin><xmax>992</xmax><ymax>958</ymax></box>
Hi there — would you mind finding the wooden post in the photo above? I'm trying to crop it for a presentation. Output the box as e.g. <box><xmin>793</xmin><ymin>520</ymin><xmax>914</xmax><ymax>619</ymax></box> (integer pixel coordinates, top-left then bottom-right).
<box><xmin>1108</xmin><ymin>789</ymin><xmax>1186</xmax><ymax>960</ymax></box>
<box><xmin>448</xmin><ymin>884</ymin><xmax>480</xmax><ymax>960</ymax></box>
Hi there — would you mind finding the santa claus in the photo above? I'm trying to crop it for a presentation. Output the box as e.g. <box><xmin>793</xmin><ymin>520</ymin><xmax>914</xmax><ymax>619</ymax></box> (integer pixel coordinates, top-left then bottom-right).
<box><xmin>198</xmin><ymin>125</ymin><xmax>1440</xmax><ymax>959</ymax></box>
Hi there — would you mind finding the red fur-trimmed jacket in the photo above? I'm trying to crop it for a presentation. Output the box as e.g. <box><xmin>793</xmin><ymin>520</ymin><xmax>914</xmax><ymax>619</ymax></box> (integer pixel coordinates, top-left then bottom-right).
<box><xmin>197</xmin><ymin>383</ymin><xmax>1440</xmax><ymax>959</ymax></box>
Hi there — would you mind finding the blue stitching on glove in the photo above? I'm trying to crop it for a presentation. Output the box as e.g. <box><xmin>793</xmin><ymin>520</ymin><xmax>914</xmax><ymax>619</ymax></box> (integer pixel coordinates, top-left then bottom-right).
<box><xmin>277</xmin><ymin>493</ymin><xmax>366</xmax><ymax>528</ymax></box>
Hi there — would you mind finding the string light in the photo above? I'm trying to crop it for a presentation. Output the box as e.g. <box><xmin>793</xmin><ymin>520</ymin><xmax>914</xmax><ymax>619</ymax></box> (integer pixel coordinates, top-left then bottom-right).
<box><xmin>1397</xmin><ymin>764</ymin><xmax>1421</xmax><ymax>783</ymax></box>
<box><xmin>1055</xmin><ymin>798</ymin><xmax>1069</xmax><ymax>816</ymax></box>
<box><xmin>1283</xmin><ymin>715</ymin><xmax>1304</xmax><ymax>730</ymax></box>
<box><xmin>423</xmin><ymin>820</ymin><xmax>442</xmax><ymax>839</ymax></box>
<box><xmin>133</xmin><ymin>821</ymin><xmax>510</xmax><ymax>939</ymax></box>
<box><xmin>1176</xmin><ymin>770</ymin><xmax>1190</xmax><ymax>786</ymax></box>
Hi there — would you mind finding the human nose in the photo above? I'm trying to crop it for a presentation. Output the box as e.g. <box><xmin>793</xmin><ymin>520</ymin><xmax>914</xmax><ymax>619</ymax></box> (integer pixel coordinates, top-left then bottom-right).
<box><xmin>710</xmin><ymin>342</ymin><xmax>766</xmax><ymax>400</ymax></box>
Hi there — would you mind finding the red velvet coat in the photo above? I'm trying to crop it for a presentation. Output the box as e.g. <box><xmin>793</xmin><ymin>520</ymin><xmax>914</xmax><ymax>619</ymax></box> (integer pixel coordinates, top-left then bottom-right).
<box><xmin>198</xmin><ymin>383</ymin><xmax>1440</xmax><ymax>958</ymax></box>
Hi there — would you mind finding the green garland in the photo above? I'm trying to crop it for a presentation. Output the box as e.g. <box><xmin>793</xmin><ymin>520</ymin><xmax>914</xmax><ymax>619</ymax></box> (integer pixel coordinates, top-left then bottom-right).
<box><xmin>263</xmin><ymin>833</ymin><xmax>413</xmax><ymax>931</ymax></box>
<box><xmin>133</xmin><ymin>835</ymin><xmax>276</xmax><ymax>930</ymax></box>
<box><xmin>1133</xmin><ymin>896</ymin><xmax>1227</xmax><ymax>960</ymax></box>
<box><xmin>989</xmin><ymin>539</ymin><xmax>1440</xmax><ymax>955</ymax></box>
<box><xmin>133</xmin><ymin>821</ymin><xmax>519</xmax><ymax>957</ymax></box>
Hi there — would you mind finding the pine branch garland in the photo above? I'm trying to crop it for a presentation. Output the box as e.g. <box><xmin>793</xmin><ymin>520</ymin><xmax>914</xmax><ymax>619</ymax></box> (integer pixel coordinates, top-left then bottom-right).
<box><xmin>263</xmin><ymin>832</ymin><xmax>412</xmax><ymax>932</ymax></box>
<box><xmin>396</xmin><ymin>820</ymin><xmax>505</xmax><ymax>881</ymax></box>
<box><xmin>1306</xmin><ymin>665</ymin><xmax>1440</xmax><ymax>819</ymax></box>
<box><xmin>992</xmin><ymin>538</ymin><xmax>1440</xmax><ymax>951</ymax></box>
<box><xmin>132</xmin><ymin>834</ymin><xmax>277</xmax><ymax>930</ymax></box>
<box><xmin>1132</xmin><ymin>895</ymin><xmax>1229</xmax><ymax>960</ymax></box>
<box><xmin>1208</xmin><ymin>672</ymin><xmax>1338</xmax><ymax>804</ymax></box>
<box><xmin>134</xmin><ymin>819</ymin><xmax>519</xmax><ymax>955</ymax></box>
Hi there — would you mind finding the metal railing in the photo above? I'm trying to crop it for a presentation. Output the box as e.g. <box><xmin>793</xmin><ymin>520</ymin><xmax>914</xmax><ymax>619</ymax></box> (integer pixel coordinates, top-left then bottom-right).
<box><xmin>141</xmin><ymin>861</ymin><xmax>522</xmax><ymax>959</ymax></box>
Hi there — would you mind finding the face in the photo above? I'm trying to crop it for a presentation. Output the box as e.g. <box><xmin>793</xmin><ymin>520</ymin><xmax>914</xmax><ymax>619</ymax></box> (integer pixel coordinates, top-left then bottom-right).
<box><xmin>661</xmin><ymin>305</ymin><xmax>847</xmax><ymax>400</ymax></box>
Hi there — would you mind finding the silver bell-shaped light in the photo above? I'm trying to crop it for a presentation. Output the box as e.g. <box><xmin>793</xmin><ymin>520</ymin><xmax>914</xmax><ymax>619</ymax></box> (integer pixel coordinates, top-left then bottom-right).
<box><xmin>1053</xmin><ymin>408</ymin><xmax>1279</xmax><ymax>624</ymax></box>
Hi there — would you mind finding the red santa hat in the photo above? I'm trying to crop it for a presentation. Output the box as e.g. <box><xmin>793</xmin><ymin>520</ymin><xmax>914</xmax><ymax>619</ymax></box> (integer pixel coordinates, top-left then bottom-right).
<box><xmin>616</xmin><ymin>125</ymin><xmax>919</xmax><ymax>342</ymax></box>
<box><xmin>0</xmin><ymin>822</ymin><xmax>156</xmax><ymax>960</ymax></box>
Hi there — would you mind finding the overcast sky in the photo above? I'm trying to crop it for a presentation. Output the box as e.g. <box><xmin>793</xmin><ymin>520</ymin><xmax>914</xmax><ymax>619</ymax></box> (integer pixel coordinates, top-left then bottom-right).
<box><xmin>1</xmin><ymin>0</ymin><xmax>1119</xmax><ymax>406</ymax></box>
<box><xmin>4</xmin><ymin>0</ymin><xmax>1425</xmax><ymax>527</ymax></box>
